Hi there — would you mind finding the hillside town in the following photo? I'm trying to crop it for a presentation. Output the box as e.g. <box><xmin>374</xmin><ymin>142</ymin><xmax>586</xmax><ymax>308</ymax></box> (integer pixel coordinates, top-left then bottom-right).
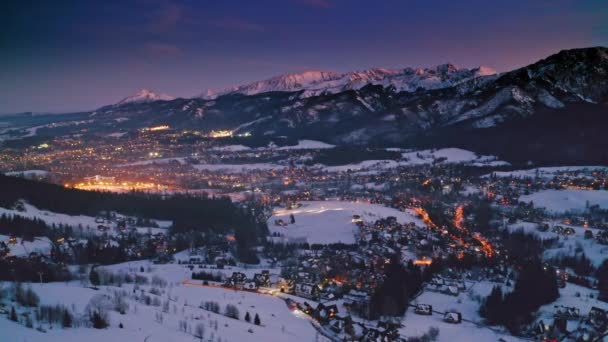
<box><xmin>1</xmin><ymin>136</ymin><xmax>607</xmax><ymax>341</ymax></box>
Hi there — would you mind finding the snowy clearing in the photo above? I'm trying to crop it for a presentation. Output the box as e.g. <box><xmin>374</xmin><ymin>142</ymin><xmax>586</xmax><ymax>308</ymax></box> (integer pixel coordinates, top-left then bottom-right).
<box><xmin>267</xmin><ymin>200</ymin><xmax>424</xmax><ymax>244</ymax></box>
<box><xmin>276</xmin><ymin>140</ymin><xmax>335</xmax><ymax>150</ymax></box>
<box><xmin>520</xmin><ymin>189</ymin><xmax>608</xmax><ymax>213</ymax></box>
<box><xmin>483</xmin><ymin>166</ymin><xmax>607</xmax><ymax>179</ymax></box>
<box><xmin>193</xmin><ymin>163</ymin><xmax>286</xmax><ymax>173</ymax></box>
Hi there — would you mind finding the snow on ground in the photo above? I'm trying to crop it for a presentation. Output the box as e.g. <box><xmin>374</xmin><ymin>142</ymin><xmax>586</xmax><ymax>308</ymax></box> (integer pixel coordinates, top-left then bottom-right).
<box><xmin>193</xmin><ymin>163</ymin><xmax>286</xmax><ymax>173</ymax></box>
<box><xmin>0</xmin><ymin>203</ymin><xmax>99</xmax><ymax>230</ymax></box>
<box><xmin>0</xmin><ymin>202</ymin><xmax>171</xmax><ymax>237</ymax></box>
<box><xmin>507</xmin><ymin>220</ymin><xmax>608</xmax><ymax>267</ymax></box>
<box><xmin>210</xmin><ymin>145</ymin><xmax>252</xmax><ymax>152</ymax></box>
<box><xmin>1</xmin><ymin>264</ymin><xmax>318</xmax><ymax>342</ymax></box>
<box><xmin>276</xmin><ymin>140</ymin><xmax>335</xmax><ymax>150</ymax></box>
<box><xmin>122</xmin><ymin>157</ymin><xmax>188</xmax><ymax>166</ymax></box>
<box><xmin>520</xmin><ymin>189</ymin><xmax>608</xmax><ymax>213</ymax></box>
<box><xmin>401</xmin><ymin>280</ymin><xmax>520</xmax><ymax>342</ymax></box>
<box><xmin>106</xmin><ymin>132</ymin><xmax>127</xmax><ymax>138</ymax></box>
<box><xmin>103</xmin><ymin>255</ymin><xmax>280</xmax><ymax>284</ymax></box>
<box><xmin>401</xmin><ymin>148</ymin><xmax>508</xmax><ymax>166</ymax></box>
<box><xmin>22</xmin><ymin>125</ymin><xmax>45</xmax><ymax>137</ymax></box>
<box><xmin>0</xmin><ymin>235</ymin><xmax>52</xmax><ymax>256</ymax></box>
<box><xmin>460</xmin><ymin>185</ymin><xmax>482</xmax><ymax>196</ymax></box>
<box><xmin>537</xmin><ymin>283</ymin><xmax>604</xmax><ymax>323</ymax></box>
<box><xmin>323</xmin><ymin>148</ymin><xmax>508</xmax><ymax>173</ymax></box>
<box><xmin>323</xmin><ymin>160</ymin><xmax>401</xmax><ymax>173</ymax></box>
<box><xmin>484</xmin><ymin>166</ymin><xmax>607</xmax><ymax>178</ymax></box>
<box><xmin>267</xmin><ymin>200</ymin><xmax>424</xmax><ymax>244</ymax></box>
<box><xmin>400</xmin><ymin>312</ymin><xmax>522</xmax><ymax>342</ymax></box>
<box><xmin>4</xmin><ymin>170</ymin><xmax>49</xmax><ymax>178</ymax></box>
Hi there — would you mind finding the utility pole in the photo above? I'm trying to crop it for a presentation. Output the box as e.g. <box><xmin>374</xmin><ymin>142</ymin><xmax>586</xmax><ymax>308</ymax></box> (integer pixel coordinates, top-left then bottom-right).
<box><xmin>37</xmin><ymin>271</ymin><xmax>43</xmax><ymax>284</ymax></box>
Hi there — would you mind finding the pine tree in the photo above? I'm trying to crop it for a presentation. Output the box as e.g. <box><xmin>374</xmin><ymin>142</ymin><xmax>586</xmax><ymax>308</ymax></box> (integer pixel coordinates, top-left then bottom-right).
<box><xmin>62</xmin><ymin>309</ymin><xmax>72</xmax><ymax>328</ymax></box>
<box><xmin>597</xmin><ymin>259</ymin><xmax>608</xmax><ymax>302</ymax></box>
<box><xmin>91</xmin><ymin>311</ymin><xmax>108</xmax><ymax>329</ymax></box>
<box><xmin>90</xmin><ymin>269</ymin><xmax>100</xmax><ymax>286</ymax></box>
<box><xmin>480</xmin><ymin>285</ymin><xmax>504</xmax><ymax>324</ymax></box>
<box><xmin>10</xmin><ymin>306</ymin><xmax>17</xmax><ymax>322</ymax></box>
<box><xmin>245</xmin><ymin>311</ymin><xmax>251</xmax><ymax>322</ymax></box>
<box><xmin>254</xmin><ymin>313</ymin><xmax>260</xmax><ymax>325</ymax></box>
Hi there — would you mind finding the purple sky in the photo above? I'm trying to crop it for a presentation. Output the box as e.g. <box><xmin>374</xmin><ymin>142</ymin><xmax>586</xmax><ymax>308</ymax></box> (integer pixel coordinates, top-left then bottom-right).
<box><xmin>1</xmin><ymin>0</ymin><xmax>607</xmax><ymax>113</ymax></box>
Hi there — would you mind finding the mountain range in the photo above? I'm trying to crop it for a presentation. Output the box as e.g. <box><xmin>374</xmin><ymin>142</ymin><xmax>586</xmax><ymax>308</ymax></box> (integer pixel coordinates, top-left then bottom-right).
<box><xmin>12</xmin><ymin>47</ymin><xmax>608</xmax><ymax>164</ymax></box>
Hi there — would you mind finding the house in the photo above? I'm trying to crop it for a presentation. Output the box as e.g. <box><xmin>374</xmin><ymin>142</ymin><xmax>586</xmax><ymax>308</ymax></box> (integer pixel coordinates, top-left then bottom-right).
<box><xmin>596</xmin><ymin>230</ymin><xmax>608</xmax><ymax>245</ymax></box>
<box><xmin>553</xmin><ymin>305</ymin><xmax>580</xmax><ymax>320</ymax></box>
<box><xmin>243</xmin><ymin>281</ymin><xmax>258</xmax><ymax>291</ymax></box>
<box><xmin>188</xmin><ymin>256</ymin><xmax>203</xmax><ymax>264</ymax></box>
<box><xmin>588</xmin><ymin>306</ymin><xmax>607</xmax><ymax>328</ymax></box>
<box><xmin>226</xmin><ymin>272</ymin><xmax>247</xmax><ymax>288</ymax></box>
<box><xmin>552</xmin><ymin>317</ymin><xmax>573</xmax><ymax>336</ymax></box>
<box><xmin>343</xmin><ymin>289</ymin><xmax>371</xmax><ymax>318</ymax></box>
<box><xmin>441</xmin><ymin>285</ymin><xmax>459</xmax><ymax>296</ymax></box>
<box><xmin>314</xmin><ymin>303</ymin><xmax>338</xmax><ymax>323</ymax></box>
<box><xmin>276</xmin><ymin>277</ymin><xmax>294</xmax><ymax>293</ymax></box>
<box><xmin>328</xmin><ymin>314</ymin><xmax>353</xmax><ymax>334</ymax></box>
<box><xmin>414</xmin><ymin>304</ymin><xmax>433</xmax><ymax>315</ymax></box>
<box><xmin>97</xmin><ymin>225</ymin><xmax>110</xmax><ymax>232</ymax></box>
<box><xmin>253</xmin><ymin>271</ymin><xmax>271</xmax><ymax>287</ymax></box>
<box><xmin>533</xmin><ymin>320</ymin><xmax>550</xmax><ymax>336</ymax></box>
<box><xmin>294</xmin><ymin>282</ymin><xmax>318</xmax><ymax>299</ymax></box>
<box><xmin>443</xmin><ymin>311</ymin><xmax>462</xmax><ymax>324</ymax></box>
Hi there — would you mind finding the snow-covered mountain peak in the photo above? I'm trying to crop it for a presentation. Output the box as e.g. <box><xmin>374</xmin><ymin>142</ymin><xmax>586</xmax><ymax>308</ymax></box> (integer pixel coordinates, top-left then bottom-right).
<box><xmin>117</xmin><ymin>89</ymin><xmax>175</xmax><ymax>105</ymax></box>
<box><xmin>202</xmin><ymin>63</ymin><xmax>497</xmax><ymax>99</ymax></box>
<box><xmin>474</xmin><ymin>66</ymin><xmax>498</xmax><ymax>77</ymax></box>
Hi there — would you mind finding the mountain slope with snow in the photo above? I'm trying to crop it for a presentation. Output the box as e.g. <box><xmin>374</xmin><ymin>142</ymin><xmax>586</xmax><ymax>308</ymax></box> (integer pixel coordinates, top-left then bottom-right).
<box><xmin>202</xmin><ymin>64</ymin><xmax>497</xmax><ymax>99</ymax></box>
<box><xmin>23</xmin><ymin>47</ymin><xmax>608</xmax><ymax>164</ymax></box>
<box><xmin>116</xmin><ymin>89</ymin><xmax>175</xmax><ymax>105</ymax></box>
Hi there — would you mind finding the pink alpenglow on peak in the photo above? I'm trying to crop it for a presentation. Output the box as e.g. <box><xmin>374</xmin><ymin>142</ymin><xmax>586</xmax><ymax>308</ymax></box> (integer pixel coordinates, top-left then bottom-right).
<box><xmin>117</xmin><ymin>89</ymin><xmax>175</xmax><ymax>105</ymax></box>
<box><xmin>201</xmin><ymin>64</ymin><xmax>497</xmax><ymax>99</ymax></box>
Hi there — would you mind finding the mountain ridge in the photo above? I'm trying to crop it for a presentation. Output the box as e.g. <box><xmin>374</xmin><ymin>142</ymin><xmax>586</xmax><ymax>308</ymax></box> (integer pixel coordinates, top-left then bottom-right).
<box><xmin>200</xmin><ymin>64</ymin><xmax>498</xmax><ymax>100</ymax></box>
<box><xmin>11</xmin><ymin>47</ymin><xmax>608</xmax><ymax>164</ymax></box>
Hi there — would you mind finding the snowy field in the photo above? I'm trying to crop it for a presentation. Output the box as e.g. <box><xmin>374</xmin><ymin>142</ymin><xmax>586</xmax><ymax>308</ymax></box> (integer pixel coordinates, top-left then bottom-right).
<box><xmin>537</xmin><ymin>283</ymin><xmax>605</xmax><ymax>323</ymax></box>
<box><xmin>401</xmin><ymin>280</ymin><xmax>521</xmax><ymax>342</ymax></box>
<box><xmin>210</xmin><ymin>144</ymin><xmax>251</xmax><ymax>152</ymax></box>
<box><xmin>484</xmin><ymin>166</ymin><xmax>607</xmax><ymax>179</ymax></box>
<box><xmin>209</xmin><ymin>140</ymin><xmax>333</xmax><ymax>153</ymax></box>
<box><xmin>193</xmin><ymin>163</ymin><xmax>287</xmax><ymax>173</ymax></box>
<box><xmin>507</xmin><ymin>220</ymin><xmax>608</xmax><ymax>267</ymax></box>
<box><xmin>275</xmin><ymin>140</ymin><xmax>335</xmax><ymax>150</ymax></box>
<box><xmin>323</xmin><ymin>148</ymin><xmax>508</xmax><ymax>173</ymax></box>
<box><xmin>0</xmin><ymin>202</ymin><xmax>171</xmax><ymax>236</ymax></box>
<box><xmin>399</xmin><ymin>312</ymin><xmax>523</xmax><ymax>342</ymax></box>
<box><xmin>4</xmin><ymin>170</ymin><xmax>49</xmax><ymax>178</ymax></box>
<box><xmin>0</xmin><ymin>202</ymin><xmax>100</xmax><ymax>230</ymax></box>
<box><xmin>122</xmin><ymin>157</ymin><xmax>188</xmax><ymax>166</ymax></box>
<box><xmin>267</xmin><ymin>200</ymin><xmax>424</xmax><ymax>244</ymax></box>
<box><xmin>520</xmin><ymin>189</ymin><xmax>608</xmax><ymax>213</ymax></box>
<box><xmin>0</xmin><ymin>235</ymin><xmax>52</xmax><ymax>256</ymax></box>
<box><xmin>1</xmin><ymin>277</ymin><xmax>319</xmax><ymax>342</ymax></box>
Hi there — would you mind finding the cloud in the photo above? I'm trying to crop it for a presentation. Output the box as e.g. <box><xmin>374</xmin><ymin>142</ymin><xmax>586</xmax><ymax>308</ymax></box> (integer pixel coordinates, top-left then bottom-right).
<box><xmin>208</xmin><ymin>18</ymin><xmax>265</xmax><ymax>32</ymax></box>
<box><xmin>143</xmin><ymin>42</ymin><xmax>183</xmax><ymax>57</ymax></box>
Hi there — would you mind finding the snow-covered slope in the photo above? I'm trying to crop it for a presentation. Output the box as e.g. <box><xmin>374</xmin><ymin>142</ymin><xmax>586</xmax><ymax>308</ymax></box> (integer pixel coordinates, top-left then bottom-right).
<box><xmin>202</xmin><ymin>64</ymin><xmax>496</xmax><ymax>99</ymax></box>
<box><xmin>116</xmin><ymin>89</ymin><xmax>175</xmax><ymax>105</ymax></box>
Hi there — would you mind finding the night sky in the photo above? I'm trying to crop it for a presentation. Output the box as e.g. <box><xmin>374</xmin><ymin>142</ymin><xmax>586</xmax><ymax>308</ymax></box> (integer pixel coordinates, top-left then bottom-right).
<box><xmin>2</xmin><ymin>0</ymin><xmax>607</xmax><ymax>113</ymax></box>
